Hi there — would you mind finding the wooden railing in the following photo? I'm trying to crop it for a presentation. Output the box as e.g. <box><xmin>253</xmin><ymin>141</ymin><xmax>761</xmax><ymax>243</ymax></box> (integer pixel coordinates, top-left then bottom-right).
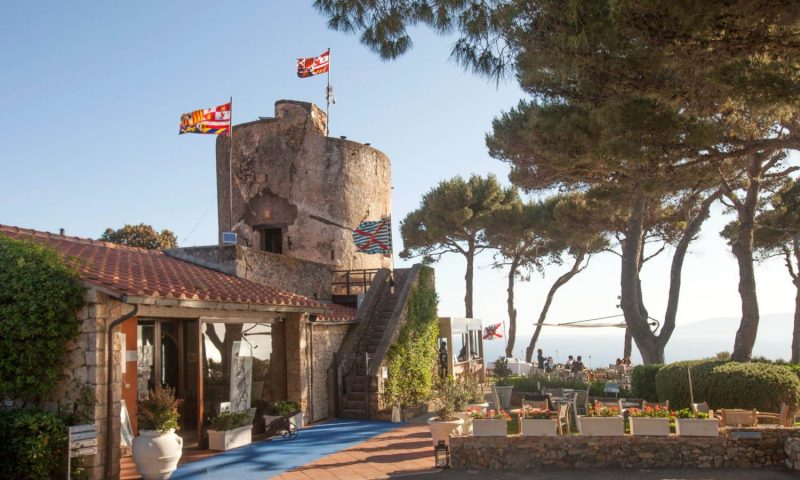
<box><xmin>331</xmin><ymin>268</ymin><xmax>380</xmax><ymax>296</ymax></box>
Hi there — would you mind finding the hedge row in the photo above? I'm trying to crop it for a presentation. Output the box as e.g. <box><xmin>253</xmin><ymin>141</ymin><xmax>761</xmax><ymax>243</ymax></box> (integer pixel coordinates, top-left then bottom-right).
<box><xmin>655</xmin><ymin>360</ymin><xmax>800</xmax><ymax>412</ymax></box>
<box><xmin>631</xmin><ymin>364</ymin><xmax>663</xmax><ymax>402</ymax></box>
<box><xmin>0</xmin><ymin>409</ymin><xmax>69</xmax><ymax>480</ymax></box>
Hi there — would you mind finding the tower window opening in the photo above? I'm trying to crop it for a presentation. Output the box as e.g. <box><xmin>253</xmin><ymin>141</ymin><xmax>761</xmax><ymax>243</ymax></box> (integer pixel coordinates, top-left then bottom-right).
<box><xmin>260</xmin><ymin>227</ymin><xmax>283</xmax><ymax>254</ymax></box>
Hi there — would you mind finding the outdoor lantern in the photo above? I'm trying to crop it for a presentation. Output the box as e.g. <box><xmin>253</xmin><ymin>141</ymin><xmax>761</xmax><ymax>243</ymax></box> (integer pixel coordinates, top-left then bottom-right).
<box><xmin>434</xmin><ymin>440</ymin><xmax>451</xmax><ymax>469</ymax></box>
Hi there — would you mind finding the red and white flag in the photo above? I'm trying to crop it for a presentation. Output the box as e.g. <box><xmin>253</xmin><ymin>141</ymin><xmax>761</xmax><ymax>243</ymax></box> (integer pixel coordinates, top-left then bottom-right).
<box><xmin>297</xmin><ymin>50</ymin><xmax>330</xmax><ymax>78</ymax></box>
<box><xmin>179</xmin><ymin>102</ymin><xmax>231</xmax><ymax>135</ymax></box>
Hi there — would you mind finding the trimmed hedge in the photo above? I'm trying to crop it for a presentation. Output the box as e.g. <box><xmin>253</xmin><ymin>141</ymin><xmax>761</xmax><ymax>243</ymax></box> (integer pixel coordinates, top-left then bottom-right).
<box><xmin>0</xmin><ymin>409</ymin><xmax>69</xmax><ymax>480</ymax></box>
<box><xmin>655</xmin><ymin>360</ymin><xmax>800</xmax><ymax>412</ymax></box>
<box><xmin>631</xmin><ymin>364</ymin><xmax>663</xmax><ymax>402</ymax></box>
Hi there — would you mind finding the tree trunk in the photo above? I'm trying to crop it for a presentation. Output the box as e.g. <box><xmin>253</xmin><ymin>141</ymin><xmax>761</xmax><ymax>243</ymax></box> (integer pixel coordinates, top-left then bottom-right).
<box><xmin>623</xmin><ymin>328</ymin><xmax>632</xmax><ymax>358</ymax></box>
<box><xmin>792</xmin><ymin>237</ymin><xmax>800</xmax><ymax>363</ymax></box>
<box><xmin>505</xmin><ymin>258</ymin><xmax>520</xmax><ymax>358</ymax></box>
<box><xmin>464</xmin><ymin>239</ymin><xmax>475</xmax><ymax>318</ymax></box>
<box><xmin>730</xmin><ymin>156</ymin><xmax>763</xmax><ymax>361</ymax></box>
<box><xmin>525</xmin><ymin>251</ymin><xmax>587</xmax><ymax>363</ymax></box>
<box><xmin>619</xmin><ymin>190</ymin><xmax>663</xmax><ymax>364</ymax></box>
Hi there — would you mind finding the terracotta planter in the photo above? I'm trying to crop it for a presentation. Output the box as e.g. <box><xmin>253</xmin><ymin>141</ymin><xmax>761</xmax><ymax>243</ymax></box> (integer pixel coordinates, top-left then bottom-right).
<box><xmin>495</xmin><ymin>386</ymin><xmax>513</xmax><ymax>410</ymax></box>
<box><xmin>208</xmin><ymin>425</ymin><xmax>252</xmax><ymax>451</ymax></box>
<box><xmin>427</xmin><ymin>417</ymin><xmax>464</xmax><ymax>447</ymax></box>
<box><xmin>520</xmin><ymin>418</ymin><xmax>557</xmax><ymax>436</ymax></box>
<box><xmin>472</xmin><ymin>418</ymin><xmax>508</xmax><ymax>437</ymax></box>
<box><xmin>630</xmin><ymin>417</ymin><xmax>670</xmax><ymax>436</ymax></box>
<box><xmin>132</xmin><ymin>429</ymin><xmax>183</xmax><ymax>480</ymax></box>
<box><xmin>676</xmin><ymin>418</ymin><xmax>719</xmax><ymax>437</ymax></box>
<box><xmin>453</xmin><ymin>412</ymin><xmax>473</xmax><ymax>435</ymax></box>
<box><xmin>577</xmin><ymin>416</ymin><xmax>624</xmax><ymax>436</ymax></box>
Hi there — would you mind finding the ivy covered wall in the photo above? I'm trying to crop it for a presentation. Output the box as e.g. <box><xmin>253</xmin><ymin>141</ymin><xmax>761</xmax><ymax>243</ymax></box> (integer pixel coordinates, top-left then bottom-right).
<box><xmin>384</xmin><ymin>267</ymin><xmax>438</xmax><ymax>408</ymax></box>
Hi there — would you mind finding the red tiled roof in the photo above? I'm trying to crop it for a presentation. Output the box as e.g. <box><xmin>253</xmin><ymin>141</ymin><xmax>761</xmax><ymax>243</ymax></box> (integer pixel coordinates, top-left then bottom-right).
<box><xmin>0</xmin><ymin>225</ymin><xmax>327</xmax><ymax>312</ymax></box>
<box><xmin>317</xmin><ymin>303</ymin><xmax>357</xmax><ymax>322</ymax></box>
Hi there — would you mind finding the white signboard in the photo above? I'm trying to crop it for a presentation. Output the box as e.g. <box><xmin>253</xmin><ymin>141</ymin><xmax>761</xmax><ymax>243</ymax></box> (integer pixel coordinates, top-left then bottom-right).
<box><xmin>229</xmin><ymin>341</ymin><xmax>253</xmax><ymax>412</ymax></box>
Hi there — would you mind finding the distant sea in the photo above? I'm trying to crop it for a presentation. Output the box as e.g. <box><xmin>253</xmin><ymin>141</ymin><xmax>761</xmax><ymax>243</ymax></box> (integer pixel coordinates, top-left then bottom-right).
<box><xmin>482</xmin><ymin>313</ymin><xmax>795</xmax><ymax>367</ymax></box>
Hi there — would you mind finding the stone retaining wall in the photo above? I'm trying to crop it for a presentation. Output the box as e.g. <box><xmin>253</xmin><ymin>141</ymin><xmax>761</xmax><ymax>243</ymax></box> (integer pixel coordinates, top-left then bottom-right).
<box><xmin>785</xmin><ymin>437</ymin><xmax>800</xmax><ymax>471</ymax></box>
<box><xmin>450</xmin><ymin>427</ymin><xmax>800</xmax><ymax>471</ymax></box>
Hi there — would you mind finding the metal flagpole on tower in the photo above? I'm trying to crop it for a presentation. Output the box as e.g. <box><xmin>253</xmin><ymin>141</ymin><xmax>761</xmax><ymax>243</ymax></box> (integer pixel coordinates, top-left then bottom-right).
<box><xmin>228</xmin><ymin>96</ymin><xmax>234</xmax><ymax>231</ymax></box>
<box><xmin>326</xmin><ymin>48</ymin><xmax>331</xmax><ymax>137</ymax></box>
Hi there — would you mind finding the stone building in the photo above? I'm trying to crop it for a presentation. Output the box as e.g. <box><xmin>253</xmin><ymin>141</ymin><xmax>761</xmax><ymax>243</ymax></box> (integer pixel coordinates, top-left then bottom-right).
<box><xmin>217</xmin><ymin>100</ymin><xmax>392</xmax><ymax>272</ymax></box>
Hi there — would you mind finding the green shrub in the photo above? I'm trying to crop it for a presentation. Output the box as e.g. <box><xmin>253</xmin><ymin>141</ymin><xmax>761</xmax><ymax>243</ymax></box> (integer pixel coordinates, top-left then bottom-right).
<box><xmin>0</xmin><ymin>408</ymin><xmax>69</xmax><ymax>480</ymax></box>
<box><xmin>0</xmin><ymin>236</ymin><xmax>85</xmax><ymax>403</ymax></box>
<box><xmin>266</xmin><ymin>400</ymin><xmax>301</xmax><ymax>417</ymax></box>
<box><xmin>384</xmin><ymin>267</ymin><xmax>439</xmax><ymax>407</ymax></box>
<box><xmin>138</xmin><ymin>385</ymin><xmax>180</xmax><ymax>432</ymax></box>
<box><xmin>631</xmin><ymin>364</ymin><xmax>663</xmax><ymax>401</ymax></box>
<box><xmin>209</xmin><ymin>411</ymin><xmax>251</xmax><ymax>431</ymax></box>
<box><xmin>655</xmin><ymin>360</ymin><xmax>800</xmax><ymax>412</ymax></box>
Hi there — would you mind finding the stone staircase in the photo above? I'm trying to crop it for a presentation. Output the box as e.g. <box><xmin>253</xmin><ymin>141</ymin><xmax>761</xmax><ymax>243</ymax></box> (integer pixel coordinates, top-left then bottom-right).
<box><xmin>337</xmin><ymin>268</ymin><xmax>412</xmax><ymax>419</ymax></box>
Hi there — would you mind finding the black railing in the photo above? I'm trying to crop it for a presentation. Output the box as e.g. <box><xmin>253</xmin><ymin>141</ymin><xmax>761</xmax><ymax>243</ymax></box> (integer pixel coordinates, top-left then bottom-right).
<box><xmin>331</xmin><ymin>268</ymin><xmax>380</xmax><ymax>296</ymax></box>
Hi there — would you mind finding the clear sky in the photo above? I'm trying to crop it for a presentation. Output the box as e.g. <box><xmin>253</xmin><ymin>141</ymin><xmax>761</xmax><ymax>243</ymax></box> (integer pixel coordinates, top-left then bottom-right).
<box><xmin>1</xmin><ymin>2</ymin><xmax>795</xmax><ymax>362</ymax></box>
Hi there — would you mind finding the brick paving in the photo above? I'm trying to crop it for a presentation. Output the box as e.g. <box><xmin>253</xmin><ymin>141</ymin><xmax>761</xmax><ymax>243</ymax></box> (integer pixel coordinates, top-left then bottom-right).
<box><xmin>274</xmin><ymin>423</ymin><xmax>436</xmax><ymax>480</ymax></box>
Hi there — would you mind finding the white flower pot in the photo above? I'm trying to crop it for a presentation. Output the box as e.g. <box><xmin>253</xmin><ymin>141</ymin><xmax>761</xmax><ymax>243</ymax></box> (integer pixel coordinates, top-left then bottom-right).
<box><xmin>467</xmin><ymin>402</ymin><xmax>489</xmax><ymax>411</ymax></box>
<box><xmin>520</xmin><ymin>418</ymin><xmax>557</xmax><ymax>436</ymax></box>
<box><xmin>207</xmin><ymin>425</ymin><xmax>252</xmax><ymax>451</ymax></box>
<box><xmin>290</xmin><ymin>412</ymin><xmax>304</xmax><ymax>429</ymax></box>
<box><xmin>577</xmin><ymin>416</ymin><xmax>624</xmax><ymax>436</ymax></box>
<box><xmin>676</xmin><ymin>418</ymin><xmax>719</xmax><ymax>437</ymax></box>
<box><xmin>132</xmin><ymin>429</ymin><xmax>183</xmax><ymax>480</ymax></box>
<box><xmin>495</xmin><ymin>386</ymin><xmax>513</xmax><ymax>410</ymax></box>
<box><xmin>263</xmin><ymin>414</ymin><xmax>280</xmax><ymax>429</ymax></box>
<box><xmin>472</xmin><ymin>418</ymin><xmax>508</xmax><ymax>437</ymax></box>
<box><xmin>630</xmin><ymin>417</ymin><xmax>670</xmax><ymax>436</ymax></box>
<box><xmin>427</xmin><ymin>417</ymin><xmax>464</xmax><ymax>447</ymax></box>
<box><xmin>454</xmin><ymin>411</ymin><xmax>473</xmax><ymax>435</ymax></box>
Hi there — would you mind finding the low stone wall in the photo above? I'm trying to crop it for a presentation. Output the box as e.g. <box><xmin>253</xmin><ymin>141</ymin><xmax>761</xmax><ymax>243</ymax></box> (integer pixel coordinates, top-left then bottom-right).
<box><xmin>450</xmin><ymin>427</ymin><xmax>800</xmax><ymax>471</ymax></box>
<box><xmin>785</xmin><ymin>437</ymin><xmax>800</xmax><ymax>471</ymax></box>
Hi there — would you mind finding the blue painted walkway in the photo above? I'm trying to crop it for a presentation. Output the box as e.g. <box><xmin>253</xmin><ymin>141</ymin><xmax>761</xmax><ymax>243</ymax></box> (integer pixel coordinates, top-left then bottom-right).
<box><xmin>172</xmin><ymin>419</ymin><xmax>401</xmax><ymax>479</ymax></box>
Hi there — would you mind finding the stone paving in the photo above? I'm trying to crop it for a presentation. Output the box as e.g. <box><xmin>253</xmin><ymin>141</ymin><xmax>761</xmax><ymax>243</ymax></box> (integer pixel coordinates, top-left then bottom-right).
<box><xmin>398</xmin><ymin>468</ymin><xmax>799</xmax><ymax>480</ymax></box>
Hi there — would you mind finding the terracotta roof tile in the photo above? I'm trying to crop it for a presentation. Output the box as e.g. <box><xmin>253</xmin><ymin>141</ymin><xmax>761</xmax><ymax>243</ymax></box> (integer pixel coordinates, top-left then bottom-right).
<box><xmin>317</xmin><ymin>303</ymin><xmax>357</xmax><ymax>322</ymax></box>
<box><xmin>0</xmin><ymin>225</ymin><xmax>328</xmax><ymax>312</ymax></box>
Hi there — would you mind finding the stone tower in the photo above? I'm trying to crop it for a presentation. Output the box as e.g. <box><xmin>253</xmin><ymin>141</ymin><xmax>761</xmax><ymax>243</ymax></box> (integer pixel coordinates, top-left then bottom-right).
<box><xmin>216</xmin><ymin>100</ymin><xmax>392</xmax><ymax>271</ymax></box>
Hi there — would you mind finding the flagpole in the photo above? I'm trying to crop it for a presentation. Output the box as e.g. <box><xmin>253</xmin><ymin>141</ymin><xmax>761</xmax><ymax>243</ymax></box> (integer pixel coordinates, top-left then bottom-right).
<box><xmin>228</xmin><ymin>96</ymin><xmax>234</xmax><ymax>232</ymax></box>
<box><xmin>326</xmin><ymin>48</ymin><xmax>331</xmax><ymax>137</ymax></box>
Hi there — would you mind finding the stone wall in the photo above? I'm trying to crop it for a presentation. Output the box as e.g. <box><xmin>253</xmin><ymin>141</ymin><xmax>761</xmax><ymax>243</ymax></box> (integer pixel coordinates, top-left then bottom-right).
<box><xmin>450</xmin><ymin>428</ymin><xmax>800</xmax><ymax>472</ymax></box>
<box><xmin>785</xmin><ymin>437</ymin><xmax>800</xmax><ymax>471</ymax></box>
<box><xmin>310</xmin><ymin>323</ymin><xmax>350</xmax><ymax>422</ymax></box>
<box><xmin>216</xmin><ymin>100</ymin><xmax>392</xmax><ymax>272</ymax></box>
<box><xmin>44</xmin><ymin>289</ymin><xmax>125</xmax><ymax>480</ymax></box>
<box><xmin>167</xmin><ymin>245</ymin><xmax>334</xmax><ymax>300</ymax></box>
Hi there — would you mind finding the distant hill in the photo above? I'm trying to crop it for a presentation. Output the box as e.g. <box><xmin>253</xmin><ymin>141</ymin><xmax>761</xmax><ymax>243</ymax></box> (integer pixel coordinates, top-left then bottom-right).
<box><xmin>675</xmin><ymin>313</ymin><xmax>792</xmax><ymax>337</ymax></box>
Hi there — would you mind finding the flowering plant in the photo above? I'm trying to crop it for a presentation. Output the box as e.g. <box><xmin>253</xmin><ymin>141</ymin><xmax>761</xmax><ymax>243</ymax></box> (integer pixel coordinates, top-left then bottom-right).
<box><xmin>674</xmin><ymin>408</ymin><xmax>709</xmax><ymax>419</ymax></box>
<box><xmin>469</xmin><ymin>408</ymin><xmax>511</xmax><ymax>421</ymax></box>
<box><xmin>519</xmin><ymin>406</ymin><xmax>552</xmax><ymax>419</ymax></box>
<box><xmin>585</xmin><ymin>401</ymin><xmax>620</xmax><ymax>417</ymax></box>
<box><xmin>628</xmin><ymin>405</ymin><xmax>674</xmax><ymax>418</ymax></box>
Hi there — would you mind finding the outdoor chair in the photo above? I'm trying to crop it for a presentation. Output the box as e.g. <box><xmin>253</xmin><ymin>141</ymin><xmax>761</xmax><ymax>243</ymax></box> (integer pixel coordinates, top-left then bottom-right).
<box><xmin>756</xmin><ymin>404</ymin><xmax>792</xmax><ymax>427</ymax></box>
<box><xmin>556</xmin><ymin>402</ymin><xmax>571</xmax><ymax>435</ymax></box>
<box><xmin>568</xmin><ymin>390</ymin><xmax>589</xmax><ymax>417</ymax></box>
<box><xmin>720</xmin><ymin>408</ymin><xmax>758</xmax><ymax>427</ymax></box>
<box><xmin>692</xmin><ymin>401</ymin><xmax>710</xmax><ymax>415</ymax></box>
<box><xmin>543</xmin><ymin>387</ymin><xmax>565</xmax><ymax>398</ymax></box>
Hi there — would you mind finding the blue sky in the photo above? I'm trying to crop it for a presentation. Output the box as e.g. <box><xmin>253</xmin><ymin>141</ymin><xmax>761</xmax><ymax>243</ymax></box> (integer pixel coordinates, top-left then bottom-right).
<box><xmin>1</xmin><ymin>2</ymin><xmax>795</xmax><ymax>362</ymax></box>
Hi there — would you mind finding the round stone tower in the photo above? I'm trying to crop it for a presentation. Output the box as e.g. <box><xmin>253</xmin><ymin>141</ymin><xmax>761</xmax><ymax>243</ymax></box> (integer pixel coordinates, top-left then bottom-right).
<box><xmin>216</xmin><ymin>100</ymin><xmax>392</xmax><ymax>271</ymax></box>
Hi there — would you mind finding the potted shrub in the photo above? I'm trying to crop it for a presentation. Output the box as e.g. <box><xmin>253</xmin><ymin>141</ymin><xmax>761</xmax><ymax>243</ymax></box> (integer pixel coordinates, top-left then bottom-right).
<box><xmin>263</xmin><ymin>400</ymin><xmax>302</xmax><ymax>431</ymax></box>
<box><xmin>469</xmin><ymin>408</ymin><xmax>511</xmax><ymax>436</ymax></box>
<box><xmin>132</xmin><ymin>386</ymin><xmax>183</xmax><ymax>480</ymax></box>
<box><xmin>628</xmin><ymin>405</ymin><xmax>672</xmax><ymax>436</ymax></box>
<box><xmin>577</xmin><ymin>402</ymin><xmax>623</xmax><ymax>436</ymax></box>
<box><xmin>675</xmin><ymin>409</ymin><xmax>718</xmax><ymax>437</ymax></box>
<box><xmin>493</xmin><ymin>357</ymin><xmax>513</xmax><ymax>410</ymax></box>
<box><xmin>519</xmin><ymin>406</ymin><xmax>557</xmax><ymax>436</ymax></box>
<box><xmin>427</xmin><ymin>377</ymin><xmax>464</xmax><ymax>447</ymax></box>
<box><xmin>207</xmin><ymin>411</ymin><xmax>252</xmax><ymax>451</ymax></box>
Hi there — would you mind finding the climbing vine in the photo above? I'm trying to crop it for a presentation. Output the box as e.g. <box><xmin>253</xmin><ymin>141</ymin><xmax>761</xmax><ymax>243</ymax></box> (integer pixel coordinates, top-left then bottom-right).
<box><xmin>384</xmin><ymin>267</ymin><xmax>439</xmax><ymax>407</ymax></box>
<box><xmin>0</xmin><ymin>236</ymin><xmax>85</xmax><ymax>403</ymax></box>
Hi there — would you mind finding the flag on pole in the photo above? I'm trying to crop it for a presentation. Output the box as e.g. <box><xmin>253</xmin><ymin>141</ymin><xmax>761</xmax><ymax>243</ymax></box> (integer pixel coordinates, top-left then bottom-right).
<box><xmin>352</xmin><ymin>216</ymin><xmax>392</xmax><ymax>254</ymax></box>
<box><xmin>179</xmin><ymin>102</ymin><xmax>231</xmax><ymax>135</ymax></box>
<box><xmin>483</xmin><ymin>323</ymin><xmax>503</xmax><ymax>340</ymax></box>
<box><xmin>297</xmin><ymin>50</ymin><xmax>330</xmax><ymax>78</ymax></box>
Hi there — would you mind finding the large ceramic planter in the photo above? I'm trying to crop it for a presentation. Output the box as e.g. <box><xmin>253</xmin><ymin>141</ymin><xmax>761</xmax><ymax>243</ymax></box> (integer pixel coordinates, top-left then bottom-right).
<box><xmin>676</xmin><ymin>418</ymin><xmax>719</xmax><ymax>437</ymax></box>
<box><xmin>630</xmin><ymin>417</ymin><xmax>670</xmax><ymax>436</ymax></box>
<box><xmin>427</xmin><ymin>417</ymin><xmax>464</xmax><ymax>447</ymax></box>
<box><xmin>520</xmin><ymin>418</ymin><xmax>557</xmax><ymax>436</ymax></box>
<box><xmin>453</xmin><ymin>412</ymin><xmax>473</xmax><ymax>435</ymax></box>
<box><xmin>132</xmin><ymin>429</ymin><xmax>183</xmax><ymax>480</ymax></box>
<box><xmin>495</xmin><ymin>386</ymin><xmax>513</xmax><ymax>410</ymax></box>
<box><xmin>208</xmin><ymin>425</ymin><xmax>252</xmax><ymax>451</ymax></box>
<box><xmin>472</xmin><ymin>419</ymin><xmax>508</xmax><ymax>437</ymax></box>
<box><xmin>577</xmin><ymin>416</ymin><xmax>624</xmax><ymax>436</ymax></box>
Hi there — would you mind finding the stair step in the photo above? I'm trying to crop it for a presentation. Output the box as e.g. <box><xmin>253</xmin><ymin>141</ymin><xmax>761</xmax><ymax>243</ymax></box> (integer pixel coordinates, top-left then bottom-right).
<box><xmin>340</xmin><ymin>409</ymin><xmax>369</xmax><ymax>419</ymax></box>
